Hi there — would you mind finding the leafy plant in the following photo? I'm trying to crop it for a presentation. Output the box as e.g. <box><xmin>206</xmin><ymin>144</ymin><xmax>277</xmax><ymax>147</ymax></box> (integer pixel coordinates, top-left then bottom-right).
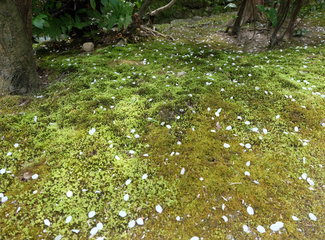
<box><xmin>32</xmin><ymin>0</ymin><xmax>134</xmax><ymax>41</ymax></box>
<box><xmin>257</xmin><ymin>5</ymin><xmax>278</xmax><ymax>27</ymax></box>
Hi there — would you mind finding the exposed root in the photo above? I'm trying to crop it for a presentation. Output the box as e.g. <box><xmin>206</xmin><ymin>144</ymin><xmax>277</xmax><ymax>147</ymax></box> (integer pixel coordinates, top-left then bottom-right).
<box><xmin>140</xmin><ymin>25</ymin><xmax>175</xmax><ymax>41</ymax></box>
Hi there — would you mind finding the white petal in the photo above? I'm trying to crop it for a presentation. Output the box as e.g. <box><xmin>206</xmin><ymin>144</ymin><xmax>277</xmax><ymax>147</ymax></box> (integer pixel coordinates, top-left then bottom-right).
<box><xmin>125</xmin><ymin>179</ymin><xmax>132</xmax><ymax>185</ymax></box>
<box><xmin>66</xmin><ymin>191</ymin><xmax>73</xmax><ymax>198</ymax></box>
<box><xmin>180</xmin><ymin>168</ymin><xmax>186</xmax><ymax>175</ymax></box>
<box><xmin>301</xmin><ymin>173</ymin><xmax>307</xmax><ymax>180</ymax></box>
<box><xmin>223</xmin><ymin>143</ymin><xmax>230</xmax><ymax>148</ymax></box>
<box><xmin>247</xmin><ymin>206</ymin><xmax>254</xmax><ymax>215</ymax></box>
<box><xmin>119</xmin><ymin>210</ymin><xmax>127</xmax><ymax>217</ymax></box>
<box><xmin>243</xmin><ymin>224</ymin><xmax>250</xmax><ymax>233</ymax></box>
<box><xmin>44</xmin><ymin>219</ymin><xmax>51</xmax><ymax>226</ymax></box>
<box><xmin>128</xmin><ymin>220</ymin><xmax>136</xmax><ymax>228</ymax></box>
<box><xmin>222</xmin><ymin>215</ymin><xmax>228</xmax><ymax>222</ymax></box>
<box><xmin>257</xmin><ymin>225</ymin><xmax>265</xmax><ymax>233</ymax></box>
<box><xmin>65</xmin><ymin>216</ymin><xmax>72</xmax><ymax>223</ymax></box>
<box><xmin>306</xmin><ymin>178</ymin><xmax>315</xmax><ymax>186</ymax></box>
<box><xmin>270</xmin><ymin>222</ymin><xmax>284</xmax><ymax>231</ymax></box>
<box><xmin>292</xmin><ymin>216</ymin><xmax>299</xmax><ymax>221</ymax></box>
<box><xmin>90</xmin><ymin>227</ymin><xmax>99</xmax><ymax>235</ymax></box>
<box><xmin>88</xmin><ymin>211</ymin><xmax>96</xmax><ymax>218</ymax></box>
<box><xmin>142</xmin><ymin>174</ymin><xmax>148</xmax><ymax>180</ymax></box>
<box><xmin>32</xmin><ymin>174</ymin><xmax>39</xmax><ymax>180</ymax></box>
<box><xmin>54</xmin><ymin>235</ymin><xmax>63</xmax><ymax>240</ymax></box>
<box><xmin>96</xmin><ymin>222</ymin><xmax>103</xmax><ymax>230</ymax></box>
<box><xmin>308</xmin><ymin>213</ymin><xmax>317</xmax><ymax>221</ymax></box>
<box><xmin>245</xmin><ymin>143</ymin><xmax>252</xmax><ymax>149</ymax></box>
<box><xmin>89</xmin><ymin>128</ymin><xmax>96</xmax><ymax>135</ymax></box>
<box><xmin>136</xmin><ymin>218</ymin><xmax>144</xmax><ymax>225</ymax></box>
<box><xmin>1</xmin><ymin>196</ymin><xmax>8</xmax><ymax>203</ymax></box>
<box><xmin>123</xmin><ymin>194</ymin><xmax>129</xmax><ymax>201</ymax></box>
<box><xmin>190</xmin><ymin>237</ymin><xmax>199</xmax><ymax>240</ymax></box>
<box><xmin>156</xmin><ymin>204</ymin><xmax>163</xmax><ymax>213</ymax></box>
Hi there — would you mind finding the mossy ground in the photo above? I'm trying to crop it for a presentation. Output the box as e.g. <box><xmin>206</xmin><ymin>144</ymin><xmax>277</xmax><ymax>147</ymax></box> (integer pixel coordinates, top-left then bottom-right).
<box><xmin>1</xmin><ymin>14</ymin><xmax>325</xmax><ymax>240</ymax></box>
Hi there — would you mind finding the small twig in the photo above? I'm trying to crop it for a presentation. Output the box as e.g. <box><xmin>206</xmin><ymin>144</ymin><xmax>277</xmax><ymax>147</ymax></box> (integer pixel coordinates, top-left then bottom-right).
<box><xmin>140</xmin><ymin>25</ymin><xmax>174</xmax><ymax>40</ymax></box>
<box><xmin>149</xmin><ymin>0</ymin><xmax>177</xmax><ymax>17</ymax></box>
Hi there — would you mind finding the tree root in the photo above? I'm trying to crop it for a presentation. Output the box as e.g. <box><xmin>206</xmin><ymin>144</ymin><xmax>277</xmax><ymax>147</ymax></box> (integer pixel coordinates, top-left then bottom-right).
<box><xmin>139</xmin><ymin>26</ymin><xmax>174</xmax><ymax>41</ymax></box>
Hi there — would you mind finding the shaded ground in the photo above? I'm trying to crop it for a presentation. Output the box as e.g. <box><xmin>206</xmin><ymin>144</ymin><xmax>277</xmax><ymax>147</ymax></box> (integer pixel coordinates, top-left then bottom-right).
<box><xmin>1</xmin><ymin>12</ymin><xmax>325</xmax><ymax>240</ymax></box>
<box><xmin>158</xmin><ymin>12</ymin><xmax>325</xmax><ymax>52</ymax></box>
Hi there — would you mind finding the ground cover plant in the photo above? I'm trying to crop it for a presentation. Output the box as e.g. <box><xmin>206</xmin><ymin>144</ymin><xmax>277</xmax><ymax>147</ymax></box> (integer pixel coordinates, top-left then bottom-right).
<box><xmin>1</xmin><ymin>13</ymin><xmax>325</xmax><ymax>240</ymax></box>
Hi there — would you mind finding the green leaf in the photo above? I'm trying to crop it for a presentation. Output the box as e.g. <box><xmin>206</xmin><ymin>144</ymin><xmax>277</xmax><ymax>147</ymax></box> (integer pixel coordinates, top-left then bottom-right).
<box><xmin>90</xmin><ymin>0</ymin><xmax>97</xmax><ymax>9</ymax></box>
<box><xmin>32</xmin><ymin>14</ymin><xmax>48</xmax><ymax>29</ymax></box>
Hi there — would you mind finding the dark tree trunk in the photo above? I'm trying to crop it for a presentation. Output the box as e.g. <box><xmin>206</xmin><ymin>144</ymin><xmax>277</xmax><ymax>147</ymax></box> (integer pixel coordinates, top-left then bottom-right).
<box><xmin>231</xmin><ymin>0</ymin><xmax>248</xmax><ymax>35</ymax></box>
<box><xmin>284</xmin><ymin>0</ymin><xmax>305</xmax><ymax>39</ymax></box>
<box><xmin>0</xmin><ymin>0</ymin><xmax>38</xmax><ymax>95</ymax></box>
<box><xmin>269</xmin><ymin>0</ymin><xmax>291</xmax><ymax>47</ymax></box>
<box><xmin>231</xmin><ymin>0</ymin><xmax>264</xmax><ymax>35</ymax></box>
<box><xmin>242</xmin><ymin>0</ymin><xmax>264</xmax><ymax>24</ymax></box>
<box><xmin>138</xmin><ymin>0</ymin><xmax>154</xmax><ymax>19</ymax></box>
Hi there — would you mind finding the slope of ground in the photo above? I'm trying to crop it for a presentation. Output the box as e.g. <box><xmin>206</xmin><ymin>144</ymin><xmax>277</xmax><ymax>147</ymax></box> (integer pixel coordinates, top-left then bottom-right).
<box><xmin>1</xmin><ymin>16</ymin><xmax>325</xmax><ymax>240</ymax></box>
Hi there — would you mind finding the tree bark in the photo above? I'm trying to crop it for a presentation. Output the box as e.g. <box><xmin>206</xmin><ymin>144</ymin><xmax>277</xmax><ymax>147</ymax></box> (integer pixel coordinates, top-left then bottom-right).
<box><xmin>269</xmin><ymin>0</ymin><xmax>291</xmax><ymax>47</ymax></box>
<box><xmin>138</xmin><ymin>0</ymin><xmax>154</xmax><ymax>19</ymax></box>
<box><xmin>284</xmin><ymin>0</ymin><xmax>305</xmax><ymax>39</ymax></box>
<box><xmin>231</xmin><ymin>0</ymin><xmax>248</xmax><ymax>35</ymax></box>
<box><xmin>242</xmin><ymin>0</ymin><xmax>264</xmax><ymax>24</ymax></box>
<box><xmin>0</xmin><ymin>0</ymin><xmax>38</xmax><ymax>95</ymax></box>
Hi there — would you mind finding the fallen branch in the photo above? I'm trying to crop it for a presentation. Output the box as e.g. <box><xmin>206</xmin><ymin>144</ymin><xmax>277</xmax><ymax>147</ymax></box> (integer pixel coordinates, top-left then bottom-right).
<box><xmin>149</xmin><ymin>0</ymin><xmax>177</xmax><ymax>17</ymax></box>
<box><xmin>140</xmin><ymin>25</ymin><xmax>174</xmax><ymax>40</ymax></box>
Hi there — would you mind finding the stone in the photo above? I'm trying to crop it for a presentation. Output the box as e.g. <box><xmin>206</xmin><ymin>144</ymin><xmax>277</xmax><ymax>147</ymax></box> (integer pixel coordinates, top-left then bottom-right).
<box><xmin>115</xmin><ymin>39</ymin><xmax>126</xmax><ymax>47</ymax></box>
<box><xmin>82</xmin><ymin>42</ymin><xmax>94</xmax><ymax>52</ymax></box>
<box><xmin>21</xmin><ymin>172</ymin><xmax>33</xmax><ymax>181</ymax></box>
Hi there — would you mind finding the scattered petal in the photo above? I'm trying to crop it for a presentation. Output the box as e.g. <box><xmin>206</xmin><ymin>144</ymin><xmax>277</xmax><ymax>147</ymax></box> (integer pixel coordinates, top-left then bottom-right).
<box><xmin>63</xmin><ymin>216</ymin><xmax>72</xmax><ymax>224</ymax></box>
<box><xmin>292</xmin><ymin>216</ymin><xmax>299</xmax><ymax>221</ymax></box>
<box><xmin>257</xmin><ymin>225</ymin><xmax>265</xmax><ymax>233</ymax></box>
<box><xmin>247</xmin><ymin>206</ymin><xmax>254</xmax><ymax>215</ymax></box>
<box><xmin>270</xmin><ymin>221</ymin><xmax>284</xmax><ymax>232</ymax></box>
<box><xmin>44</xmin><ymin>219</ymin><xmax>51</xmax><ymax>226</ymax></box>
<box><xmin>243</xmin><ymin>224</ymin><xmax>250</xmax><ymax>233</ymax></box>
<box><xmin>222</xmin><ymin>215</ymin><xmax>228</xmax><ymax>222</ymax></box>
<box><xmin>66</xmin><ymin>191</ymin><xmax>73</xmax><ymax>198</ymax></box>
<box><xmin>88</xmin><ymin>211</ymin><xmax>96</xmax><ymax>218</ymax></box>
<box><xmin>190</xmin><ymin>237</ymin><xmax>199</xmax><ymax>240</ymax></box>
<box><xmin>54</xmin><ymin>235</ymin><xmax>63</xmax><ymax>240</ymax></box>
<box><xmin>156</xmin><ymin>204</ymin><xmax>163</xmax><ymax>213</ymax></box>
<box><xmin>96</xmin><ymin>222</ymin><xmax>103</xmax><ymax>230</ymax></box>
<box><xmin>89</xmin><ymin>128</ymin><xmax>96</xmax><ymax>135</ymax></box>
<box><xmin>128</xmin><ymin>220</ymin><xmax>136</xmax><ymax>228</ymax></box>
<box><xmin>90</xmin><ymin>227</ymin><xmax>99</xmax><ymax>236</ymax></box>
<box><xmin>136</xmin><ymin>218</ymin><xmax>144</xmax><ymax>225</ymax></box>
<box><xmin>308</xmin><ymin>213</ymin><xmax>317</xmax><ymax>221</ymax></box>
<box><xmin>31</xmin><ymin>174</ymin><xmax>39</xmax><ymax>180</ymax></box>
<box><xmin>223</xmin><ymin>143</ymin><xmax>230</xmax><ymax>148</ymax></box>
<box><xmin>123</xmin><ymin>194</ymin><xmax>129</xmax><ymax>201</ymax></box>
<box><xmin>119</xmin><ymin>210</ymin><xmax>127</xmax><ymax>217</ymax></box>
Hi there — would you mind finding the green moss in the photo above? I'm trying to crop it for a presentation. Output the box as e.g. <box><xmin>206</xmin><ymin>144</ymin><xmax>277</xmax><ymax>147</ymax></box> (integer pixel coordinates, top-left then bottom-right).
<box><xmin>1</xmin><ymin>28</ymin><xmax>325</xmax><ymax>240</ymax></box>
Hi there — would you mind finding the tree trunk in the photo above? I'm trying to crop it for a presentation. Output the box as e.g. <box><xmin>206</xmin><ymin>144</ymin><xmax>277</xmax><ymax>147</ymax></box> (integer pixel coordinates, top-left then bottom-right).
<box><xmin>0</xmin><ymin>0</ymin><xmax>38</xmax><ymax>95</ymax></box>
<box><xmin>284</xmin><ymin>0</ymin><xmax>305</xmax><ymax>39</ymax></box>
<box><xmin>138</xmin><ymin>0</ymin><xmax>154</xmax><ymax>19</ymax></box>
<box><xmin>231</xmin><ymin>0</ymin><xmax>248</xmax><ymax>35</ymax></box>
<box><xmin>242</xmin><ymin>0</ymin><xmax>264</xmax><ymax>24</ymax></box>
<box><xmin>269</xmin><ymin>0</ymin><xmax>291</xmax><ymax>47</ymax></box>
<box><xmin>231</xmin><ymin>0</ymin><xmax>263</xmax><ymax>35</ymax></box>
